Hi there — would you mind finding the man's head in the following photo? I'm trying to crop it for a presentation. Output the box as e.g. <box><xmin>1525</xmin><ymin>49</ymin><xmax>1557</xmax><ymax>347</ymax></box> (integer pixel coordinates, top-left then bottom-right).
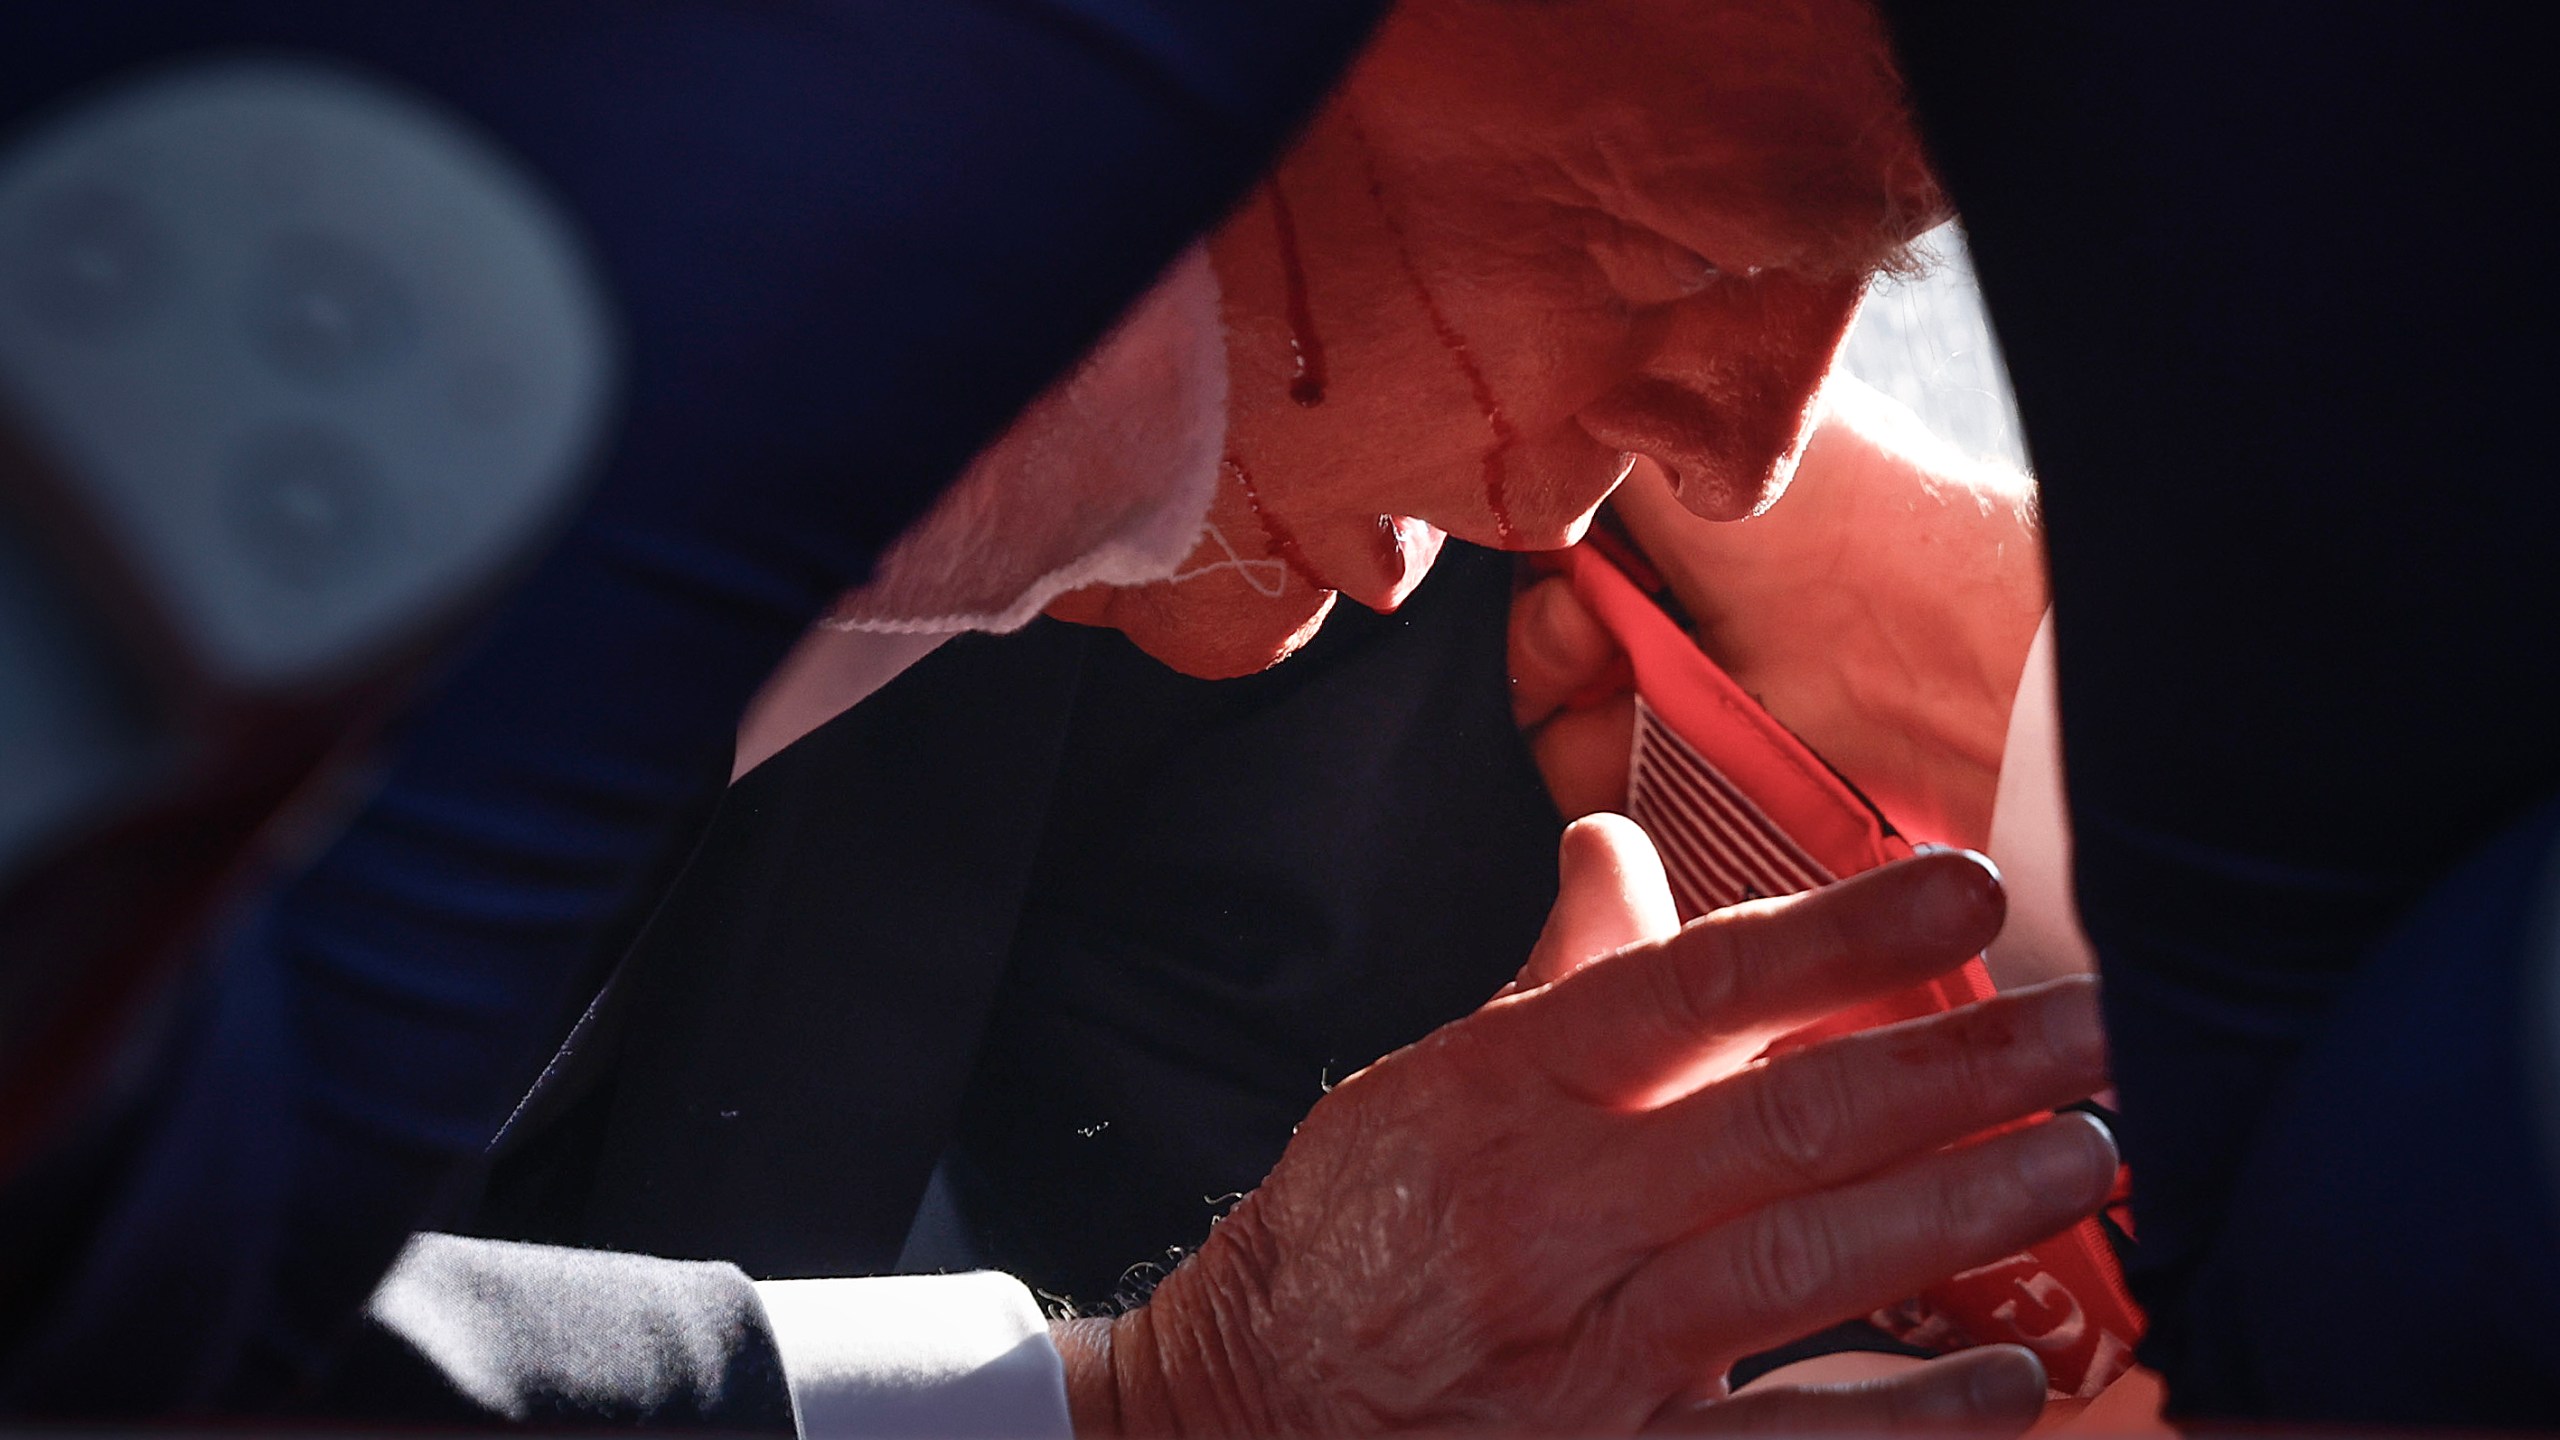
<box><xmin>1050</xmin><ymin>0</ymin><xmax>1943</xmax><ymax>677</ymax></box>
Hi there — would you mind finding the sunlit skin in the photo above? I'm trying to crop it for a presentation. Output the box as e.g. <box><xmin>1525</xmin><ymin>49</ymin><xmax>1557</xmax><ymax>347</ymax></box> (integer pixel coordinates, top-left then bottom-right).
<box><xmin>1047</xmin><ymin>0</ymin><xmax>1943</xmax><ymax>677</ymax></box>
<box><xmin>1512</xmin><ymin>390</ymin><xmax>2050</xmax><ymax>852</ymax></box>
<box><xmin>1055</xmin><ymin>835</ymin><xmax>2116</xmax><ymax>1435</ymax></box>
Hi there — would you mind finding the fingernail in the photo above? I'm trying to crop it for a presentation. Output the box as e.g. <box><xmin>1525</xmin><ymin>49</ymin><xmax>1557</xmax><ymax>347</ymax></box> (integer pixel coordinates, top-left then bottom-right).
<box><xmin>1906</xmin><ymin>849</ymin><xmax>2004</xmax><ymax>949</ymax></box>
<box><xmin>2037</xmin><ymin>978</ymin><xmax>2108</xmax><ymax>1075</ymax></box>
<box><xmin>1910</xmin><ymin>844</ymin><xmax>2004</xmax><ymax>888</ymax></box>
<box><xmin>2017</xmin><ymin>1113</ymin><xmax>2114</xmax><ymax>1209</ymax></box>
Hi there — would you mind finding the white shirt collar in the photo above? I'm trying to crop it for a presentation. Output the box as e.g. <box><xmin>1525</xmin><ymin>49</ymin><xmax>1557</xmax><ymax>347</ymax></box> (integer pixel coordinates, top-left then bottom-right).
<box><xmin>734</xmin><ymin>246</ymin><xmax>1226</xmax><ymax>776</ymax></box>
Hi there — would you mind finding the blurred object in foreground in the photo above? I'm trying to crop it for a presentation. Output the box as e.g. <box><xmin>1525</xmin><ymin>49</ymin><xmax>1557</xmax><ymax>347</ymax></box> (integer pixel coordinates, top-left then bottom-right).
<box><xmin>0</xmin><ymin>55</ymin><xmax>612</xmax><ymax>1183</ymax></box>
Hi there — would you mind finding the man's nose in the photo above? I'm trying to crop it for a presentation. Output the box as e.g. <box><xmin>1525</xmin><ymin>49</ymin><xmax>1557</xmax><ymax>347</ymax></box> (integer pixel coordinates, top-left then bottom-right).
<box><xmin>1574</xmin><ymin>271</ymin><xmax>1865</xmax><ymax>521</ymax></box>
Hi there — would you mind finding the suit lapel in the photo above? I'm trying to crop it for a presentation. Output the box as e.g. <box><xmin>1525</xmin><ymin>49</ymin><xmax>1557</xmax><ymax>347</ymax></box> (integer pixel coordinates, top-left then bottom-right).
<box><xmin>488</xmin><ymin>621</ymin><xmax>1091</xmax><ymax>1276</ymax></box>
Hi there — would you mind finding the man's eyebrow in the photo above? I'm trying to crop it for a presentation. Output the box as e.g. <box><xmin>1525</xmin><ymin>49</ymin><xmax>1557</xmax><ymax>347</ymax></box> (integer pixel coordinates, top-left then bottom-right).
<box><xmin>1796</xmin><ymin>183</ymin><xmax>1951</xmax><ymax>284</ymax></box>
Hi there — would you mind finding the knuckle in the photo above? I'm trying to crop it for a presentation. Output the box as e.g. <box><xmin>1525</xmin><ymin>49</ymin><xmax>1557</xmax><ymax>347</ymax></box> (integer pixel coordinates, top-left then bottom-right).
<box><xmin>1939</xmin><ymin>1021</ymin><xmax>2007</xmax><ymax>1118</ymax></box>
<box><xmin>1641</xmin><ymin>946</ymin><xmax>1710</xmax><ymax>1041</ymax></box>
<box><xmin>1660</xmin><ymin>923</ymin><xmax>1748</xmax><ymax>1032</ymax></box>
<box><xmin>1939</xmin><ymin>1156</ymin><xmax>2013</xmax><ymax>1249</ymax></box>
<box><xmin>1747</xmin><ymin>1061</ymin><xmax>1845</xmax><ymax>1184</ymax></box>
<box><xmin>1735</xmin><ymin>1203</ymin><xmax>1835</xmax><ymax>1316</ymax></box>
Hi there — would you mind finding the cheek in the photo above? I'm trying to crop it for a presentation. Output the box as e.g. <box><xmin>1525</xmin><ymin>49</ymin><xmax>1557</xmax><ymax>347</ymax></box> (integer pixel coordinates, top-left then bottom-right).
<box><xmin>1314</xmin><ymin>296</ymin><xmax>1648</xmax><ymax>548</ymax></box>
<box><xmin>1571</xmin><ymin>273</ymin><xmax>1866</xmax><ymax>522</ymax></box>
<box><xmin>1445</xmin><ymin>278</ymin><xmax>1670</xmax><ymax>545</ymax></box>
<box><xmin>1216</xmin><ymin>173</ymin><xmax>1646</xmax><ymax>547</ymax></box>
<box><xmin>1495</xmin><ymin>427</ymin><xmax>1636</xmax><ymax>547</ymax></box>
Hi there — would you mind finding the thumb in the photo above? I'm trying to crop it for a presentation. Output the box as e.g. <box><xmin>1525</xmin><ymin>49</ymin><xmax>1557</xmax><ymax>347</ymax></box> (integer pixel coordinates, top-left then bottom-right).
<box><xmin>1517</xmin><ymin>814</ymin><xmax>1682</xmax><ymax>989</ymax></box>
<box><xmin>1508</xmin><ymin>575</ymin><xmax>1622</xmax><ymax>726</ymax></box>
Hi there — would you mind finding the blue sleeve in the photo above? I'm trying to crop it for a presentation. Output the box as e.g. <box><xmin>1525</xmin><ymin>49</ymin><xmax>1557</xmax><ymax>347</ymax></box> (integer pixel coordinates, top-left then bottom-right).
<box><xmin>0</xmin><ymin>0</ymin><xmax>1381</xmax><ymax>1414</ymax></box>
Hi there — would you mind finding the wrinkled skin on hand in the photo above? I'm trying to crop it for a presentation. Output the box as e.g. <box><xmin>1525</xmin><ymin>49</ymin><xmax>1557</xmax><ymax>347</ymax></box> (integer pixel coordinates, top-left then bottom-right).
<box><xmin>1062</xmin><ymin>828</ymin><xmax>2114</xmax><ymax>1435</ymax></box>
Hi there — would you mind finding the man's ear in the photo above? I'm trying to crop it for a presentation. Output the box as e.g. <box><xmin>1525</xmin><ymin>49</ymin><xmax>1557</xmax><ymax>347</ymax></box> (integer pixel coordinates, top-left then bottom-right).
<box><xmin>1575</xmin><ymin>271</ymin><xmax>1866</xmax><ymax>521</ymax></box>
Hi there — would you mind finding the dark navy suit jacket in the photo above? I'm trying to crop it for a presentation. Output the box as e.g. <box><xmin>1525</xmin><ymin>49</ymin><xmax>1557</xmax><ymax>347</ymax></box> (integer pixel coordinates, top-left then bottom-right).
<box><xmin>474</xmin><ymin>541</ymin><xmax>1564</xmax><ymax>1306</ymax></box>
<box><xmin>467</xmin><ymin>540</ymin><xmax>1918</xmax><ymax>1394</ymax></box>
<box><xmin>1883</xmin><ymin>6</ymin><xmax>2560</xmax><ymax>1422</ymax></box>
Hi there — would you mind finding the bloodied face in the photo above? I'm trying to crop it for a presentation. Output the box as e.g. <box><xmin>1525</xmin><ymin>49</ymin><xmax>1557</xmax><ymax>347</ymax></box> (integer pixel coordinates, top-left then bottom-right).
<box><xmin>1047</xmin><ymin>0</ymin><xmax>1945</xmax><ymax>677</ymax></box>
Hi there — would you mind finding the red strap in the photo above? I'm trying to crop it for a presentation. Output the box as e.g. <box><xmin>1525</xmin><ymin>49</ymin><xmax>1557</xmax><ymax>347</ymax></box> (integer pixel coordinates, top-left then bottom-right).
<box><xmin>1557</xmin><ymin>544</ymin><xmax>1895</xmax><ymax>872</ymax></box>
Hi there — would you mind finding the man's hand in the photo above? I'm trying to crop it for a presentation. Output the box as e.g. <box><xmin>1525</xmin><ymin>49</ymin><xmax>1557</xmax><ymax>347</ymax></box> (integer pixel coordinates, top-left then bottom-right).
<box><xmin>1514</xmin><ymin>378</ymin><xmax>2049</xmax><ymax>849</ymax></box>
<box><xmin>1057</xmin><ymin>824</ymin><xmax>2112</xmax><ymax>1435</ymax></box>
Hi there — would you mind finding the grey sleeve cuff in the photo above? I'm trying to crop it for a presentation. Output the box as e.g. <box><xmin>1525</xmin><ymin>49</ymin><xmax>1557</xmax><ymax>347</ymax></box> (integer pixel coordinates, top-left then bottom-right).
<box><xmin>754</xmin><ymin>1272</ymin><xmax>1072</xmax><ymax>1440</ymax></box>
<box><xmin>348</xmin><ymin>1232</ymin><xmax>796</xmax><ymax>1431</ymax></box>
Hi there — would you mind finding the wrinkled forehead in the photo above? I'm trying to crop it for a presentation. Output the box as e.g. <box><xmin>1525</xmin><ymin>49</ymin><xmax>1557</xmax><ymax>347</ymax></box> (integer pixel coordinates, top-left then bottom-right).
<box><xmin>1348</xmin><ymin>0</ymin><xmax>1942</xmax><ymax>278</ymax></box>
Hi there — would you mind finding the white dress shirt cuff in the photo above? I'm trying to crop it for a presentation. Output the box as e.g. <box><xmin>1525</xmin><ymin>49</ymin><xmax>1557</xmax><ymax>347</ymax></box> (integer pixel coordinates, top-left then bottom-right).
<box><xmin>754</xmin><ymin>1272</ymin><xmax>1071</xmax><ymax>1440</ymax></box>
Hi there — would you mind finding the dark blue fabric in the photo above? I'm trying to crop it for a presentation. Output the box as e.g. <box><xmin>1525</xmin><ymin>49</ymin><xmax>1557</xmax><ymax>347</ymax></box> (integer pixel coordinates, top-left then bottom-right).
<box><xmin>0</xmin><ymin>0</ymin><xmax>1381</xmax><ymax>1414</ymax></box>
<box><xmin>2195</xmin><ymin>796</ymin><xmax>2560</xmax><ymax>1422</ymax></box>
<box><xmin>321</xmin><ymin>1233</ymin><xmax>797</xmax><ymax>1431</ymax></box>
<box><xmin>1879</xmin><ymin>4</ymin><xmax>2558</xmax><ymax>1421</ymax></box>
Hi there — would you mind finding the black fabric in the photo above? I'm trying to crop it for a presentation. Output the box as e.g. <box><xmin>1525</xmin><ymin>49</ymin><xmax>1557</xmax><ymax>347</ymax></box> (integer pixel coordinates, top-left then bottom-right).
<box><xmin>1726</xmin><ymin>1320</ymin><xmax>1934</xmax><ymax>1391</ymax></box>
<box><xmin>476</xmin><ymin>623</ymin><xmax>1095</xmax><ymax>1279</ymax></box>
<box><xmin>1878</xmin><ymin>6</ymin><xmax>2557</xmax><ymax>1421</ymax></box>
<box><xmin>936</xmin><ymin>542</ymin><xmax>1564</xmax><ymax>1307</ymax></box>
<box><xmin>320</xmin><ymin>1233</ymin><xmax>794</xmax><ymax>1432</ymax></box>
<box><xmin>479</xmin><ymin>543</ymin><xmax>1565</xmax><ymax>1294</ymax></box>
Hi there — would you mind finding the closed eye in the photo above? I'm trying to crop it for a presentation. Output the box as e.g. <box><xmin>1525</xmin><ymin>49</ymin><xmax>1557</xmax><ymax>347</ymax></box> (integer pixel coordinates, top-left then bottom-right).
<box><xmin>1581</xmin><ymin>213</ymin><xmax>1722</xmax><ymax>307</ymax></box>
